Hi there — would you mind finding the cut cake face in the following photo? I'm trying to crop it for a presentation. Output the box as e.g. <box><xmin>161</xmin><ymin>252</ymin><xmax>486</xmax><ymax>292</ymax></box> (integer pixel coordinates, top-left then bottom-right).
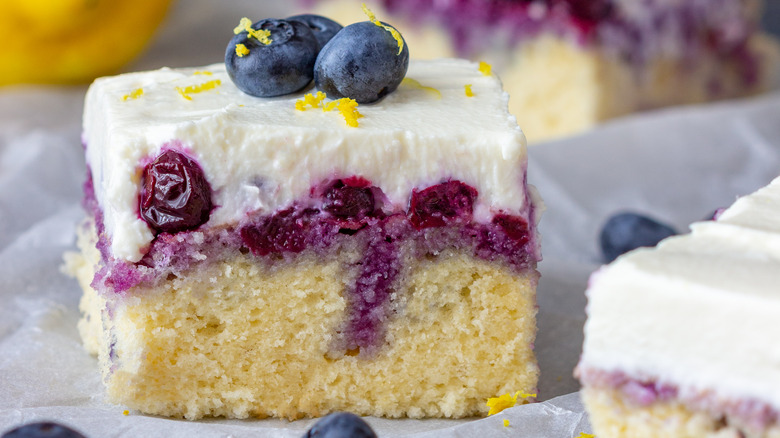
<box><xmin>67</xmin><ymin>58</ymin><xmax>543</xmax><ymax>420</ymax></box>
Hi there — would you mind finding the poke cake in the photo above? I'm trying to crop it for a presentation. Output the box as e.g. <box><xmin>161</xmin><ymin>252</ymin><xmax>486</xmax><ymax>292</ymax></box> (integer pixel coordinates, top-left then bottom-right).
<box><xmin>303</xmin><ymin>0</ymin><xmax>780</xmax><ymax>142</ymax></box>
<box><xmin>577</xmin><ymin>176</ymin><xmax>780</xmax><ymax>437</ymax></box>
<box><xmin>64</xmin><ymin>12</ymin><xmax>542</xmax><ymax>420</ymax></box>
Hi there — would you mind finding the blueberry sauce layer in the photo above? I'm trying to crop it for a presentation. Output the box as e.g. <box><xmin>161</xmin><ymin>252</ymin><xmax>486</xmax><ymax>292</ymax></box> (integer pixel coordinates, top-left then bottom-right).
<box><xmin>579</xmin><ymin>367</ymin><xmax>780</xmax><ymax>432</ymax></box>
<box><xmin>367</xmin><ymin>0</ymin><xmax>762</xmax><ymax>79</ymax></box>
<box><xmin>83</xmin><ymin>172</ymin><xmax>539</xmax><ymax>353</ymax></box>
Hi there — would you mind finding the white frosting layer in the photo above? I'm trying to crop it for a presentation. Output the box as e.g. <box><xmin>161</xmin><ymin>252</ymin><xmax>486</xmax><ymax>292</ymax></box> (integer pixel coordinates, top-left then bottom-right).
<box><xmin>83</xmin><ymin>59</ymin><xmax>529</xmax><ymax>262</ymax></box>
<box><xmin>580</xmin><ymin>176</ymin><xmax>780</xmax><ymax>408</ymax></box>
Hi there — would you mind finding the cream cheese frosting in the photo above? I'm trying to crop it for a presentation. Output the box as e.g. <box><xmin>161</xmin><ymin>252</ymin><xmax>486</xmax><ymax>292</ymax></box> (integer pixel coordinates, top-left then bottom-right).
<box><xmin>579</xmin><ymin>176</ymin><xmax>780</xmax><ymax>408</ymax></box>
<box><xmin>82</xmin><ymin>58</ymin><xmax>529</xmax><ymax>262</ymax></box>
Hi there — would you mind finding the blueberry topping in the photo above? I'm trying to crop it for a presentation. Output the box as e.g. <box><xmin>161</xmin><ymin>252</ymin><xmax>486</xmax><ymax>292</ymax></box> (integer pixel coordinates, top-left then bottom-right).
<box><xmin>225</xmin><ymin>18</ymin><xmax>319</xmax><ymax>97</ymax></box>
<box><xmin>408</xmin><ymin>181</ymin><xmax>478</xmax><ymax>229</ymax></box>
<box><xmin>2</xmin><ymin>422</ymin><xmax>86</xmax><ymax>438</ymax></box>
<box><xmin>287</xmin><ymin>14</ymin><xmax>343</xmax><ymax>52</ymax></box>
<box><xmin>314</xmin><ymin>21</ymin><xmax>409</xmax><ymax>103</ymax></box>
<box><xmin>600</xmin><ymin>212</ymin><xmax>677</xmax><ymax>263</ymax></box>
<box><xmin>323</xmin><ymin>179</ymin><xmax>376</xmax><ymax>220</ymax></box>
<box><xmin>303</xmin><ymin>412</ymin><xmax>377</xmax><ymax>438</ymax></box>
<box><xmin>140</xmin><ymin>150</ymin><xmax>213</xmax><ymax>234</ymax></box>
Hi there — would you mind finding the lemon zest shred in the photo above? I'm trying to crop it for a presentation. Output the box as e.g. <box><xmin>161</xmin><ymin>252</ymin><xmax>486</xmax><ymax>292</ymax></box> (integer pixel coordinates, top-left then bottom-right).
<box><xmin>575</xmin><ymin>434</ymin><xmax>595</xmax><ymax>438</ymax></box>
<box><xmin>122</xmin><ymin>88</ymin><xmax>144</xmax><ymax>101</ymax></box>
<box><xmin>234</xmin><ymin>17</ymin><xmax>272</xmax><ymax>45</ymax></box>
<box><xmin>486</xmin><ymin>391</ymin><xmax>536</xmax><ymax>416</ymax></box>
<box><xmin>478</xmin><ymin>61</ymin><xmax>492</xmax><ymax>76</ymax></box>
<box><xmin>503</xmin><ymin>419</ymin><xmax>510</xmax><ymax>427</ymax></box>
<box><xmin>464</xmin><ymin>84</ymin><xmax>474</xmax><ymax>97</ymax></box>
<box><xmin>235</xmin><ymin>43</ymin><xmax>250</xmax><ymax>57</ymax></box>
<box><xmin>361</xmin><ymin>3</ymin><xmax>404</xmax><ymax>55</ymax></box>
<box><xmin>193</xmin><ymin>70</ymin><xmax>213</xmax><ymax>76</ymax></box>
<box><xmin>122</xmin><ymin>410</ymin><xmax>129</xmax><ymax>416</ymax></box>
<box><xmin>295</xmin><ymin>91</ymin><xmax>327</xmax><ymax>111</ymax></box>
<box><xmin>401</xmin><ymin>78</ymin><xmax>441</xmax><ymax>99</ymax></box>
<box><xmin>176</xmin><ymin>79</ymin><xmax>222</xmax><ymax>100</ymax></box>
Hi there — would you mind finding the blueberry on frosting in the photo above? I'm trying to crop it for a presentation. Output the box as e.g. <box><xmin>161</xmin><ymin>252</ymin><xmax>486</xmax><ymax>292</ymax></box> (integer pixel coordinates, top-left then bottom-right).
<box><xmin>286</xmin><ymin>14</ymin><xmax>343</xmax><ymax>51</ymax></box>
<box><xmin>225</xmin><ymin>18</ymin><xmax>319</xmax><ymax>97</ymax></box>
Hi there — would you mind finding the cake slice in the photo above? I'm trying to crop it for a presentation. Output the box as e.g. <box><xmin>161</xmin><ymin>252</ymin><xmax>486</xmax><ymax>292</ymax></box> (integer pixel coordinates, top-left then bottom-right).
<box><xmin>577</xmin><ymin>176</ymin><xmax>780</xmax><ymax>437</ymax></box>
<box><xmin>65</xmin><ymin>58</ymin><xmax>542</xmax><ymax>420</ymax></box>
<box><xmin>303</xmin><ymin>0</ymin><xmax>780</xmax><ymax>142</ymax></box>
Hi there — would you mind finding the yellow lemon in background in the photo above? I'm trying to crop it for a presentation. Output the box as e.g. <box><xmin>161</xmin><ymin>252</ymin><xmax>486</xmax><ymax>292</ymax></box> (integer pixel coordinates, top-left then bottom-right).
<box><xmin>0</xmin><ymin>0</ymin><xmax>174</xmax><ymax>86</ymax></box>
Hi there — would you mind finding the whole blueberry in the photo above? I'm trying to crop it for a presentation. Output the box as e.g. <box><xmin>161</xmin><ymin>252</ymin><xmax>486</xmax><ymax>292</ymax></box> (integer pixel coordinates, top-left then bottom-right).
<box><xmin>225</xmin><ymin>18</ymin><xmax>319</xmax><ymax>97</ymax></box>
<box><xmin>140</xmin><ymin>150</ymin><xmax>213</xmax><ymax>234</ymax></box>
<box><xmin>314</xmin><ymin>21</ymin><xmax>409</xmax><ymax>103</ymax></box>
<box><xmin>600</xmin><ymin>212</ymin><xmax>677</xmax><ymax>263</ymax></box>
<box><xmin>2</xmin><ymin>422</ymin><xmax>86</xmax><ymax>438</ymax></box>
<box><xmin>287</xmin><ymin>14</ymin><xmax>343</xmax><ymax>51</ymax></box>
<box><xmin>303</xmin><ymin>412</ymin><xmax>376</xmax><ymax>438</ymax></box>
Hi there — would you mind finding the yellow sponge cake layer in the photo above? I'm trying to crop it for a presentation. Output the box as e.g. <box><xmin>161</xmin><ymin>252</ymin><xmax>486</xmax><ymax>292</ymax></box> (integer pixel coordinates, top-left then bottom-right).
<box><xmin>70</xmin><ymin>221</ymin><xmax>538</xmax><ymax>420</ymax></box>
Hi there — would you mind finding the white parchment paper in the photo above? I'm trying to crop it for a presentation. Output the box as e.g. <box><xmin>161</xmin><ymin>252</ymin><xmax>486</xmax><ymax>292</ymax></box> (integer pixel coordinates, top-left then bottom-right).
<box><xmin>2</xmin><ymin>1</ymin><xmax>780</xmax><ymax>436</ymax></box>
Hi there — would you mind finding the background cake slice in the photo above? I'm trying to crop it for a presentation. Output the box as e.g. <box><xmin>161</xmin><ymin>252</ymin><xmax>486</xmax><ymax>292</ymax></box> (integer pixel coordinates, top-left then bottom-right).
<box><xmin>577</xmin><ymin>176</ymin><xmax>780</xmax><ymax>437</ymax></box>
<box><xmin>301</xmin><ymin>0</ymin><xmax>780</xmax><ymax>142</ymax></box>
<box><xmin>66</xmin><ymin>58</ymin><xmax>542</xmax><ymax>420</ymax></box>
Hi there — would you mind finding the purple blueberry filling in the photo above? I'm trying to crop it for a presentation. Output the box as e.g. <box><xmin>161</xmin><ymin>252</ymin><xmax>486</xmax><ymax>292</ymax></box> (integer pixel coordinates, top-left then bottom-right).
<box><xmin>85</xmin><ymin>171</ymin><xmax>539</xmax><ymax>353</ymax></box>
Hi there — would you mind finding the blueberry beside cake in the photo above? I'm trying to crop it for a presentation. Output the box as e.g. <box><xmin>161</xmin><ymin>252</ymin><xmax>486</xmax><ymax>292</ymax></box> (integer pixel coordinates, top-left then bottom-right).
<box><xmin>65</xmin><ymin>13</ymin><xmax>542</xmax><ymax>420</ymax></box>
<box><xmin>577</xmin><ymin>177</ymin><xmax>780</xmax><ymax>437</ymax></box>
<box><xmin>305</xmin><ymin>0</ymin><xmax>780</xmax><ymax>142</ymax></box>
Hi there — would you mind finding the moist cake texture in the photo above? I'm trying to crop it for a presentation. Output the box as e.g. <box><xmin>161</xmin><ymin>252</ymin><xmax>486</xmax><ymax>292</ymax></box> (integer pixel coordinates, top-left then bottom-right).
<box><xmin>306</xmin><ymin>0</ymin><xmax>780</xmax><ymax>142</ymax></box>
<box><xmin>577</xmin><ymin>176</ymin><xmax>780</xmax><ymax>437</ymax></box>
<box><xmin>66</xmin><ymin>58</ymin><xmax>542</xmax><ymax>420</ymax></box>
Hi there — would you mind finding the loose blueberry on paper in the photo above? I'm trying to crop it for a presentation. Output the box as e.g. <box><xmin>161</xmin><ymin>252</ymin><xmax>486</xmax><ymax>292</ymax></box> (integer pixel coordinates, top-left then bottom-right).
<box><xmin>303</xmin><ymin>412</ymin><xmax>377</xmax><ymax>438</ymax></box>
<box><xmin>140</xmin><ymin>150</ymin><xmax>213</xmax><ymax>234</ymax></box>
<box><xmin>600</xmin><ymin>212</ymin><xmax>678</xmax><ymax>263</ymax></box>
<box><xmin>314</xmin><ymin>20</ymin><xmax>409</xmax><ymax>103</ymax></box>
<box><xmin>1</xmin><ymin>422</ymin><xmax>86</xmax><ymax>438</ymax></box>
<box><xmin>287</xmin><ymin>14</ymin><xmax>343</xmax><ymax>51</ymax></box>
<box><xmin>225</xmin><ymin>18</ymin><xmax>319</xmax><ymax>97</ymax></box>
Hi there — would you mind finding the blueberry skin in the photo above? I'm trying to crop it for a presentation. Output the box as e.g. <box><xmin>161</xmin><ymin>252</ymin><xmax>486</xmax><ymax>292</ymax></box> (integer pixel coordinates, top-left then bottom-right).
<box><xmin>600</xmin><ymin>212</ymin><xmax>678</xmax><ymax>263</ymax></box>
<box><xmin>303</xmin><ymin>412</ymin><xmax>376</xmax><ymax>438</ymax></box>
<box><xmin>2</xmin><ymin>422</ymin><xmax>86</xmax><ymax>438</ymax></box>
<box><xmin>225</xmin><ymin>19</ymin><xmax>319</xmax><ymax>97</ymax></box>
<box><xmin>287</xmin><ymin>14</ymin><xmax>343</xmax><ymax>51</ymax></box>
<box><xmin>314</xmin><ymin>21</ymin><xmax>409</xmax><ymax>104</ymax></box>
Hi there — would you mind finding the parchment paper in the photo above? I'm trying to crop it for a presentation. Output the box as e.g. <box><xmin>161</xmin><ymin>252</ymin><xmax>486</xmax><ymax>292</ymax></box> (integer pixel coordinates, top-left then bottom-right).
<box><xmin>2</xmin><ymin>1</ymin><xmax>780</xmax><ymax>436</ymax></box>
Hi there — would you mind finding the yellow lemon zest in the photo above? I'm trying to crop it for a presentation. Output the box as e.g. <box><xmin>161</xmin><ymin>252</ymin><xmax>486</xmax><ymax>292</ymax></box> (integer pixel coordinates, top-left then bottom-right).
<box><xmin>486</xmin><ymin>391</ymin><xmax>536</xmax><ymax>416</ymax></box>
<box><xmin>503</xmin><ymin>419</ymin><xmax>510</xmax><ymax>427</ymax></box>
<box><xmin>361</xmin><ymin>3</ymin><xmax>404</xmax><ymax>55</ymax></box>
<box><xmin>122</xmin><ymin>410</ymin><xmax>129</xmax><ymax>416</ymax></box>
<box><xmin>176</xmin><ymin>79</ymin><xmax>222</xmax><ymax>100</ymax></box>
<box><xmin>235</xmin><ymin>43</ymin><xmax>250</xmax><ymax>57</ymax></box>
<box><xmin>324</xmin><ymin>97</ymin><xmax>363</xmax><ymax>127</ymax></box>
<box><xmin>295</xmin><ymin>91</ymin><xmax>327</xmax><ymax>111</ymax></box>
<box><xmin>402</xmin><ymin>77</ymin><xmax>441</xmax><ymax>99</ymax></box>
<box><xmin>479</xmin><ymin>61</ymin><xmax>492</xmax><ymax>76</ymax></box>
<box><xmin>575</xmin><ymin>434</ymin><xmax>595</xmax><ymax>438</ymax></box>
<box><xmin>234</xmin><ymin>17</ymin><xmax>272</xmax><ymax>45</ymax></box>
<box><xmin>464</xmin><ymin>84</ymin><xmax>474</xmax><ymax>97</ymax></box>
<box><xmin>122</xmin><ymin>88</ymin><xmax>143</xmax><ymax>101</ymax></box>
<box><xmin>193</xmin><ymin>70</ymin><xmax>213</xmax><ymax>76</ymax></box>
